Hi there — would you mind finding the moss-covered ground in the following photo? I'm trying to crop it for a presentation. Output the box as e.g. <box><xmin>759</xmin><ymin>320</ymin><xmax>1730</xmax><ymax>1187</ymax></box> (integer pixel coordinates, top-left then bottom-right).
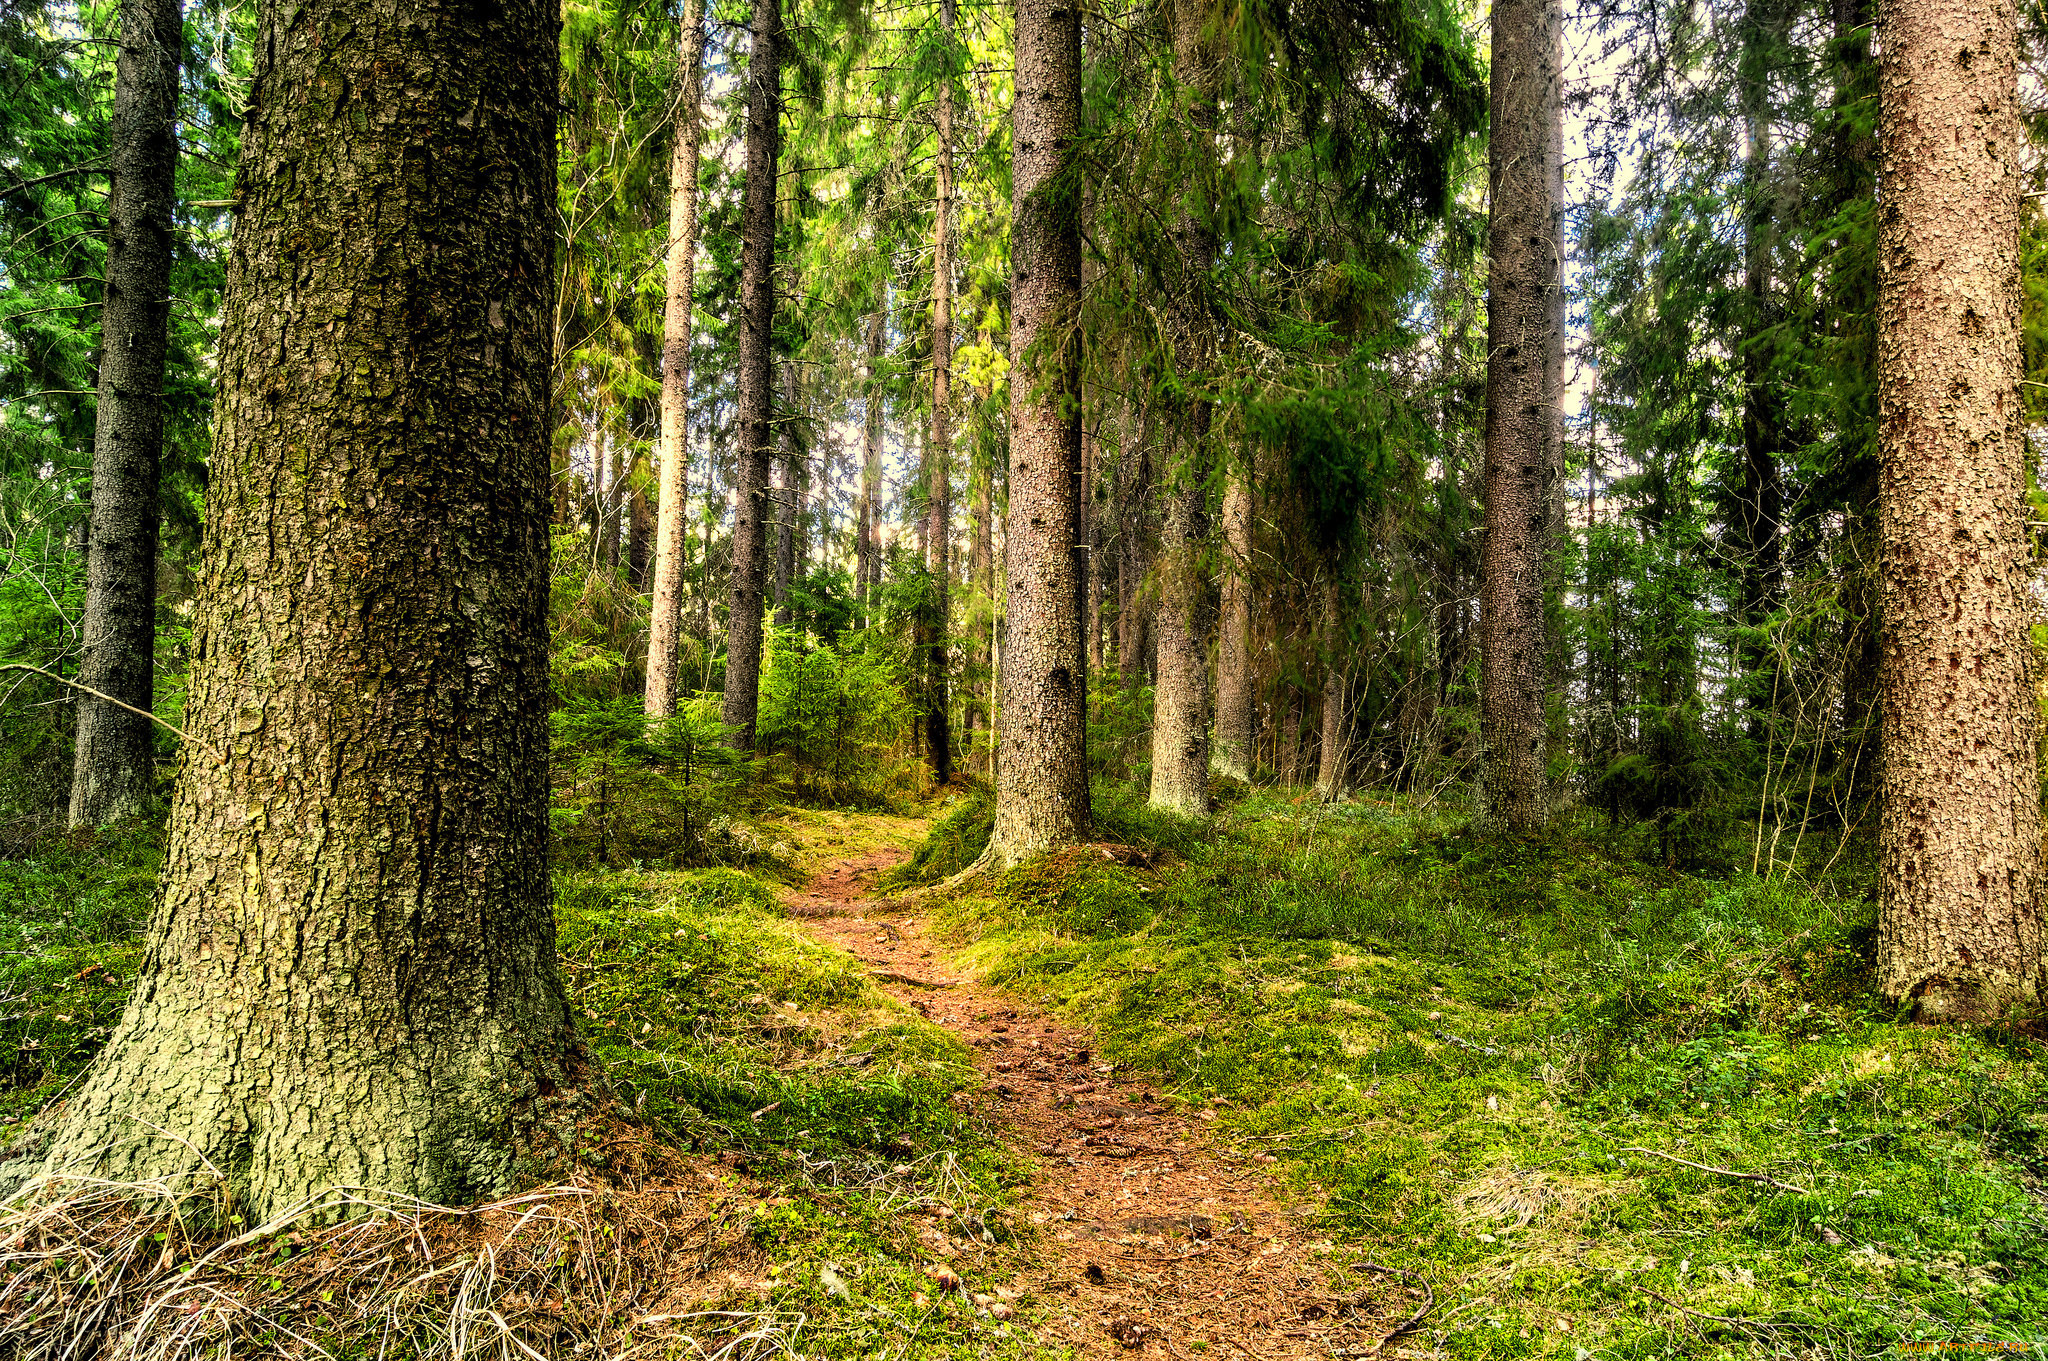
<box><xmin>3</xmin><ymin>785</ymin><xmax>2043</xmax><ymax>1359</ymax></box>
<box><xmin>899</xmin><ymin>784</ymin><xmax>2048</xmax><ymax>1359</ymax></box>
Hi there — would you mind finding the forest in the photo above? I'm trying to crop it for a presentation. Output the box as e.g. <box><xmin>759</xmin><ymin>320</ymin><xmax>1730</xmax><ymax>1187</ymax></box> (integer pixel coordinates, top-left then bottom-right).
<box><xmin>0</xmin><ymin>0</ymin><xmax>2045</xmax><ymax>1353</ymax></box>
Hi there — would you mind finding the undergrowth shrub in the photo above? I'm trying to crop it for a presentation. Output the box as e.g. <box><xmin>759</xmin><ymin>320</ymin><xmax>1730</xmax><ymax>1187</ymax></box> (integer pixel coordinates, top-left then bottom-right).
<box><xmin>756</xmin><ymin>629</ymin><xmax>919</xmax><ymax>806</ymax></box>
<box><xmin>550</xmin><ymin>695</ymin><xmax>763</xmax><ymax>870</ymax></box>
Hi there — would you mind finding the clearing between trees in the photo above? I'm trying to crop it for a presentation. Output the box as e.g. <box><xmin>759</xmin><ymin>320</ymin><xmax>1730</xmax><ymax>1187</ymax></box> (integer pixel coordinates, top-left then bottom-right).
<box><xmin>0</xmin><ymin>790</ymin><xmax>2041</xmax><ymax>1358</ymax></box>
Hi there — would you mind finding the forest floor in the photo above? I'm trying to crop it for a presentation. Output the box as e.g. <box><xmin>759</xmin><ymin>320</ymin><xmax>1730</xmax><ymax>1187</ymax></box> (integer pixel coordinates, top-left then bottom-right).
<box><xmin>785</xmin><ymin>834</ymin><xmax>1429</xmax><ymax>1359</ymax></box>
<box><xmin>0</xmin><ymin>785</ymin><xmax>2044</xmax><ymax>1359</ymax></box>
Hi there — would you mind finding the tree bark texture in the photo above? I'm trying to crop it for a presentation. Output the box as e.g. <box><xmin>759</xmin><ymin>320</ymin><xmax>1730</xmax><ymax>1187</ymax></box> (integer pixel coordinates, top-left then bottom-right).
<box><xmin>1212</xmin><ymin>454</ymin><xmax>1253</xmax><ymax>781</ymax></box>
<box><xmin>1479</xmin><ymin>0</ymin><xmax>1562</xmax><ymax>835</ymax></box>
<box><xmin>990</xmin><ymin>0</ymin><xmax>1087</xmax><ymax>864</ymax></box>
<box><xmin>1875</xmin><ymin>0</ymin><xmax>2045</xmax><ymax>1018</ymax></box>
<box><xmin>720</xmin><ymin>0</ymin><xmax>781</xmax><ymax>748</ymax></box>
<box><xmin>11</xmin><ymin>0</ymin><xmax>577</xmax><ymax>1221</ymax></box>
<box><xmin>645</xmin><ymin>0</ymin><xmax>707</xmax><ymax>720</ymax></box>
<box><xmin>926</xmin><ymin>0</ymin><xmax>956</xmax><ymax>785</ymax></box>
<box><xmin>1148</xmin><ymin>0</ymin><xmax>1219</xmax><ymax>818</ymax></box>
<box><xmin>70</xmin><ymin>0</ymin><xmax>183</xmax><ymax>829</ymax></box>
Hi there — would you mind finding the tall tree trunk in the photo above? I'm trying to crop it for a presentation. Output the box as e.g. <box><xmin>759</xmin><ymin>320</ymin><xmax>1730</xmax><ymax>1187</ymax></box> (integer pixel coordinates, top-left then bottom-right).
<box><xmin>1875</xmin><ymin>0</ymin><xmax>2045</xmax><ymax>1018</ymax></box>
<box><xmin>1212</xmin><ymin>450</ymin><xmax>1254</xmax><ymax>781</ymax></box>
<box><xmin>70</xmin><ymin>0</ymin><xmax>182</xmax><ymax>829</ymax></box>
<box><xmin>1736</xmin><ymin>0</ymin><xmax>1786</xmax><ymax>726</ymax></box>
<box><xmin>598</xmin><ymin>428</ymin><xmax>624</xmax><ymax>571</ymax></box>
<box><xmin>1115</xmin><ymin>400</ymin><xmax>1154</xmax><ymax>690</ymax></box>
<box><xmin>1277</xmin><ymin>683</ymin><xmax>1304</xmax><ymax>787</ymax></box>
<box><xmin>627</xmin><ymin>451</ymin><xmax>654</xmax><ymax>589</ymax></box>
<box><xmin>967</xmin><ymin>361</ymin><xmax>995</xmax><ymax>771</ymax></box>
<box><xmin>926</xmin><ymin>0</ymin><xmax>956</xmax><ymax>785</ymax></box>
<box><xmin>1833</xmin><ymin>0</ymin><xmax>1882</xmax><ymax>773</ymax></box>
<box><xmin>720</xmin><ymin>0</ymin><xmax>781</xmax><ymax>748</ymax></box>
<box><xmin>646</xmin><ymin>0</ymin><xmax>707</xmax><ymax>719</ymax></box>
<box><xmin>9</xmin><ymin>0</ymin><xmax>576</xmax><ymax>1219</ymax></box>
<box><xmin>774</xmin><ymin>361</ymin><xmax>797</xmax><ymax>630</ymax></box>
<box><xmin>1148</xmin><ymin>0</ymin><xmax>1217</xmax><ymax>818</ymax></box>
<box><xmin>1083</xmin><ymin>410</ymin><xmax>1102</xmax><ymax>680</ymax></box>
<box><xmin>859</xmin><ymin>307</ymin><xmax>885</xmax><ymax>626</ymax></box>
<box><xmin>1479</xmin><ymin>0</ymin><xmax>1562</xmax><ymax>835</ymax></box>
<box><xmin>1314</xmin><ymin>574</ymin><xmax>1347</xmax><ymax>800</ymax></box>
<box><xmin>989</xmin><ymin>0</ymin><xmax>1087</xmax><ymax>863</ymax></box>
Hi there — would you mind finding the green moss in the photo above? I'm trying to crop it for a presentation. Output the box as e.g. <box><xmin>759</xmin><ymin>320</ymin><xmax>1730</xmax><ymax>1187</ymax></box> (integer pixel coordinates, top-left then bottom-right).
<box><xmin>552</xmin><ymin>865</ymin><xmax>1050</xmax><ymax>1358</ymax></box>
<box><xmin>0</xmin><ymin>823</ymin><xmax>157</xmax><ymax>1132</ymax></box>
<box><xmin>908</xmin><ymin>787</ymin><xmax>2048</xmax><ymax>1358</ymax></box>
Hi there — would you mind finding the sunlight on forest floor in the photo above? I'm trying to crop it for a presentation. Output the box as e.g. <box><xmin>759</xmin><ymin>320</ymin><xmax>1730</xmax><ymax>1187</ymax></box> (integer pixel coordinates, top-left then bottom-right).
<box><xmin>0</xmin><ymin>790</ymin><xmax>2041</xmax><ymax>1358</ymax></box>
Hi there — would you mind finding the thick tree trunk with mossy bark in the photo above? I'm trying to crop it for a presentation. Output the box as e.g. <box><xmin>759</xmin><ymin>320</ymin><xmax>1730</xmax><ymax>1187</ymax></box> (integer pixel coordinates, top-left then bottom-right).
<box><xmin>989</xmin><ymin>0</ymin><xmax>1087</xmax><ymax>864</ymax></box>
<box><xmin>1875</xmin><ymin>0</ymin><xmax>2045</xmax><ymax>1020</ymax></box>
<box><xmin>720</xmin><ymin>0</ymin><xmax>781</xmax><ymax>748</ymax></box>
<box><xmin>646</xmin><ymin>0</ymin><xmax>707</xmax><ymax>721</ymax></box>
<box><xmin>1479</xmin><ymin>0</ymin><xmax>1562</xmax><ymax>835</ymax></box>
<box><xmin>7</xmin><ymin>0</ymin><xmax>579</xmax><ymax>1222</ymax></box>
<box><xmin>70</xmin><ymin>0</ymin><xmax>182</xmax><ymax>829</ymax></box>
<box><xmin>1148</xmin><ymin>0</ymin><xmax>1218</xmax><ymax>818</ymax></box>
<box><xmin>1212</xmin><ymin>457</ymin><xmax>1253</xmax><ymax>782</ymax></box>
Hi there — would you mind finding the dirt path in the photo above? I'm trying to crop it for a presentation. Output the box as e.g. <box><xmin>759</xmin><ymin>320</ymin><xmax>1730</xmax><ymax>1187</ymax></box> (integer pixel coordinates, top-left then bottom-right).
<box><xmin>784</xmin><ymin>846</ymin><xmax>1430</xmax><ymax>1359</ymax></box>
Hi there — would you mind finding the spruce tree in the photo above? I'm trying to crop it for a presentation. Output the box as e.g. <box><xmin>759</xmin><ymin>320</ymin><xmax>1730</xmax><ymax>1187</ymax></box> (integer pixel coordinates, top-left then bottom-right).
<box><xmin>69</xmin><ymin>0</ymin><xmax>183</xmax><ymax>828</ymax></box>
<box><xmin>1874</xmin><ymin>0</ymin><xmax>2045</xmax><ymax>1017</ymax></box>
<box><xmin>7</xmin><ymin>0</ymin><xmax>578</xmax><ymax>1219</ymax></box>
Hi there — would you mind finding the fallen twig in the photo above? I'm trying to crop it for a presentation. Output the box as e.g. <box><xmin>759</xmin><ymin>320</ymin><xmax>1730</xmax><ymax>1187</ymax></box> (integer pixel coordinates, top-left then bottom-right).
<box><xmin>1638</xmin><ymin>1285</ymin><xmax>1747</xmax><ymax>1327</ymax></box>
<box><xmin>1620</xmin><ymin>1146</ymin><xmax>1811</xmax><ymax>1196</ymax></box>
<box><xmin>1345</xmin><ymin>1260</ymin><xmax>1435</xmax><ymax>1356</ymax></box>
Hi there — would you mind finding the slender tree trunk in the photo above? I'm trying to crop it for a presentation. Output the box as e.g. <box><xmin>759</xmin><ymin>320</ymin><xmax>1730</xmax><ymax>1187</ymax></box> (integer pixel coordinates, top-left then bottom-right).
<box><xmin>967</xmin><ymin>365</ymin><xmax>995</xmax><ymax>771</ymax></box>
<box><xmin>1115</xmin><ymin>400</ymin><xmax>1153</xmax><ymax>690</ymax></box>
<box><xmin>646</xmin><ymin>0</ymin><xmax>707</xmax><ymax>719</ymax></box>
<box><xmin>1148</xmin><ymin>0</ymin><xmax>1218</xmax><ymax>818</ymax></box>
<box><xmin>1314</xmin><ymin>573</ymin><xmax>1348</xmax><ymax>800</ymax></box>
<box><xmin>1083</xmin><ymin>408</ymin><xmax>1103</xmax><ymax>680</ymax></box>
<box><xmin>774</xmin><ymin>361</ymin><xmax>796</xmax><ymax>630</ymax></box>
<box><xmin>1833</xmin><ymin>0</ymin><xmax>1882</xmax><ymax>769</ymax></box>
<box><xmin>9</xmin><ymin>0</ymin><xmax>577</xmax><ymax>1220</ymax></box>
<box><xmin>598</xmin><ymin>428</ymin><xmax>624</xmax><ymax>571</ymax></box>
<box><xmin>627</xmin><ymin>452</ymin><xmax>654</xmax><ymax>589</ymax></box>
<box><xmin>926</xmin><ymin>0</ymin><xmax>956</xmax><ymax>785</ymax></box>
<box><xmin>1479</xmin><ymin>0</ymin><xmax>1562</xmax><ymax>834</ymax></box>
<box><xmin>70</xmin><ymin>0</ymin><xmax>182</xmax><ymax>829</ymax></box>
<box><xmin>1212</xmin><ymin>450</ymin><xmax>1253</xmax><ymax>781</ymax></box>
<box><xmin>1736</xmin><ymin>0</ymin><xmax>1786</xmax><ymax>725</ymax></box>
<box><xmin>989</xmin><ymin>0</ymin><xmax>1087</xmax><ymax>863</ymax></box>
<box><xmin>1277</xmin><ymin>684</ymin><xmax>1304</xmax><ymax>787</ymax></box>
<box><xmin>859</xmin><ymin>308</ymin><xmax>885</xmax><ymax>625</ymax></box>
<box><xmin>720</xmin><ymin>0</ymin><xmax>781</xmax><ymax>748</ymax></box>
<box><xmin>1875</xmin><ymin>0</ymin><xmax>2045</xmax><ymax>1018</ymax></box>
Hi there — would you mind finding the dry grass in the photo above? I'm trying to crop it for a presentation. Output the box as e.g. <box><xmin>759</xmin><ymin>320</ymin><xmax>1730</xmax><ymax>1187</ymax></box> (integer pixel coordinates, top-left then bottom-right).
<box><xmin>0</xmin><ymin>1132</ymin><xmax>795</xmax><ymax>1361</ymax></box>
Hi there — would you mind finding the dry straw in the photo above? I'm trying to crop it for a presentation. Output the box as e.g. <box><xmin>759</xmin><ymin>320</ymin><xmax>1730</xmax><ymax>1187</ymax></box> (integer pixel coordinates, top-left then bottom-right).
<box><xmin>0</xmin><ymin>1130</ymin><xmax>796</xmax><ymax>1360</ymax></box>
